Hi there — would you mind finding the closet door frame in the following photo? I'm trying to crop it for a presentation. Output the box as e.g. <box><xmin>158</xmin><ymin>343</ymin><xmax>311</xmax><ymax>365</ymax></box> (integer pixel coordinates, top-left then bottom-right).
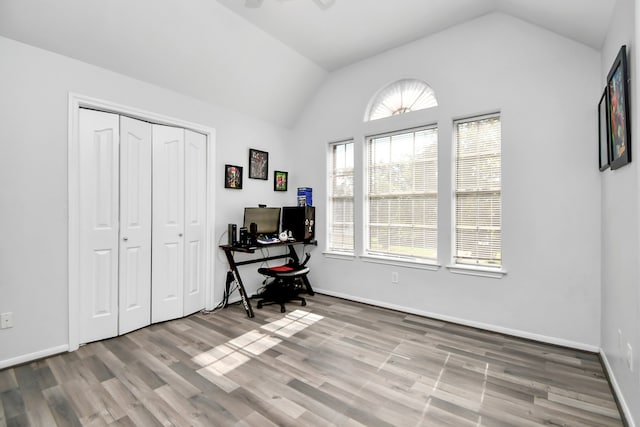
<box><xmin>68</xmin><ymin>93</ymin><xmax>217</xmax><ymax>351</ymax></box>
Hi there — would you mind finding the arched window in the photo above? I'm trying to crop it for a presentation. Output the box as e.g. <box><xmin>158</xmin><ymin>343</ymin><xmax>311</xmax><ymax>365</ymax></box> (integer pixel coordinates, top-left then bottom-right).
<box><xmin>365</xmin><ymin>78</ymin><xmax>437</xmax><ymax>121</ymax></box>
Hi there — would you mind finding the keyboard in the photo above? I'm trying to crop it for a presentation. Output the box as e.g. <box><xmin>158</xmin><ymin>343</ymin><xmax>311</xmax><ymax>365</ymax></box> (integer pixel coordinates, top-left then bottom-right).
<box><xmin>257</xmin><ymin>236</ymin><xmax>281</xmax><ymax>245</ymax></box>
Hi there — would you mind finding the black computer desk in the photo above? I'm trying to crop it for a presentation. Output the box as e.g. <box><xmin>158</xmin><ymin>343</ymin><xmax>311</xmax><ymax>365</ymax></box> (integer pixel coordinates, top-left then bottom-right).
<box><xmin>219</xmin><ymin>240</ymin><xmax>316</xmax><ymax>318</ymax></box>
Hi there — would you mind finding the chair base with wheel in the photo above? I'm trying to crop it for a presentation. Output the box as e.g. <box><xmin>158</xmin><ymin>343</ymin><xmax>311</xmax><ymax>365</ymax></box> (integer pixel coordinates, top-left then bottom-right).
<box><xmin>256</xmin><ymin>254</ymin><xmax>311</xmax><ymax>313</ymax></box>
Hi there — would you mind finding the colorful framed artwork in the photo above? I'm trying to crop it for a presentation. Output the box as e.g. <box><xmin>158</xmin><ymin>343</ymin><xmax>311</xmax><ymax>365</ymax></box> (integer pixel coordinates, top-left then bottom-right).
<box><xmin>249</xmin><ymin>149</ymin><xmax>269</xmax><ymax>180</ymax></box>
<box><xmin>606</xmin><ymin>45</ymin><xmax>631</xmax><ymax>170</ymax></box>
<box><xmin>598</xmin><ymin>89</ymin><xmax>610</xmax><ymax>171</ymax></box>
<box><xmin>274</xmin><ymin>170</ymin><xmax>288</xmax><ymax>191</ymax></box>
<box><xmin>224</xmin><ymin>164</ymin><xmax>243</xmax><ymax>189</ymax></box>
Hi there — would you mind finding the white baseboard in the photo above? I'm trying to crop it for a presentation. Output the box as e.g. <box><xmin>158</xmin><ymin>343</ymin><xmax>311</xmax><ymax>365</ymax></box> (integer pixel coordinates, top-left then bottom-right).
<box><xmin>0</xmin><ymin>344</ymin><xmax>69</xmax><ymax>370</ymax></box>
<box><xmin>314</xmin><ymin>288</ymin><xmax>600</xmax><ymax>353</ymax></box>
<box><xmin>600</xmin><ymin>349</ymin><xmax>636</xmax><ymax>427</ymax></box>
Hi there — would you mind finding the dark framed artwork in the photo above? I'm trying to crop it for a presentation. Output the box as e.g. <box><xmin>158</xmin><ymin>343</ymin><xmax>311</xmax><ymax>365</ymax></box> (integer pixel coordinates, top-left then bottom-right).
<box><xmin>274</xmin><ymin>170</ymin><xmax>288</xmax><ymax>191</ymax></box>
<box><xmin>224</xmin><ymin>164</ymin><xmax>243</xmax><ymax>189</ymax></box>
<box><xmin>606</xmin><ymin>45</ymin><xmax>631</xmax><ymax>170</ymax></box>
<box><xmin>598</xmin><ymin>89</ymin><xmax>610</xmax><ymax>171</ymax></box>
<box><xmin>249</xmin><ymin>149</ymin><xmax>269</xmax><ymax>180</ymax></box>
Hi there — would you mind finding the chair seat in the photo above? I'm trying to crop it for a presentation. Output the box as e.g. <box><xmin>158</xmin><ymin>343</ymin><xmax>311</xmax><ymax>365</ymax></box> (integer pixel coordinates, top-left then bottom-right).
<box><xmin>258</xmin><ymin>265</ymin><xmax>310</xmax><ymax>277</ymax></box>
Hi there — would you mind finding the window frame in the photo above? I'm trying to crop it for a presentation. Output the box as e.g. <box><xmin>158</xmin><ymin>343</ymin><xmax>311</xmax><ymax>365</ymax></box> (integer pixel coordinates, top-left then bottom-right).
<box><xmin>326</xmin><ymin>139</ymin><xmax>355</xmax><ymax>256</ymax></box>
<box><xmin>363</xmin><ymin>124</ymin><xmax>439</xmax><ymax>265</ymax></box>
<box><xmin>448</xmin><ymin>112</ymin><xmax>506</xmax><ymax>278</ymax></box>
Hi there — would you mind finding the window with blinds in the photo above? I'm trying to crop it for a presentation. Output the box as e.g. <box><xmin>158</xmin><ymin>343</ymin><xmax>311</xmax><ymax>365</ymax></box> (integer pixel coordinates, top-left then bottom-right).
<box><xmin>366</xmin><ymin>126</ymin><xmax>438</xmax><ymax>260</ymax></box>
<box><xmin>328</xmin><ymin>140</ymin><xmax>354</xmax><ymax>253</ymax></box>
<box><xmin>454</xmin><ymin>114</ymin><xmax>501</xmax><ymax>267</ymax></box>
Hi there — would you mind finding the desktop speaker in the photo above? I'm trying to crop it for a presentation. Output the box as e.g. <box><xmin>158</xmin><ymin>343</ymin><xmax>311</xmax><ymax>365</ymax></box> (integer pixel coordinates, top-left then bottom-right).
<box><xmin>228</xmin><ymin>224</ymin><xmax>237</xmax><ymax>246</ymax></box>
<box><xmin>282</xmin><ymin>206</ymin><xmax>315</xmax><ymax>242</ymax></box>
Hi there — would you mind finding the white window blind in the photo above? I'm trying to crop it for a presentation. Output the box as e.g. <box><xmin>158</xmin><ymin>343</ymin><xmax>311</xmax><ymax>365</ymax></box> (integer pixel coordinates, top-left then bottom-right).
<box><xmin>328</xmin><ymin>141</ymin><xmax>354</xmax><ymax>253</ymax></box>
<box><xmin>454</xmin><ymin>114</ymin><xmax>501</xmax><ymax>267</ymax></box>
<box><xmin>366</xmin><ymin>127</ymin><xmax>438</xmax><ymax>260</ymax></box>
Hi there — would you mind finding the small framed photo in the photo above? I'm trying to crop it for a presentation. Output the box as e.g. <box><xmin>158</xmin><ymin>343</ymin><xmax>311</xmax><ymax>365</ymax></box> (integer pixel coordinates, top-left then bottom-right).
<box><xmin>274</xmin><ymin>170</ymin><xmax>288</xmax><ymax>191</ymax></box>
<box><xmin>598</xmin><ymin>89</ymin><xmax>610</xmax><ymax>171</ymax></box>
<box><xmin>249</xmin><ymin>149</ymin><xmax>269</xmax><ymax>180</ymax></box>
<box><xmin>224</xmin><ymin>164</ymin><xmax>243</xmax><ymax>189</ymax></box>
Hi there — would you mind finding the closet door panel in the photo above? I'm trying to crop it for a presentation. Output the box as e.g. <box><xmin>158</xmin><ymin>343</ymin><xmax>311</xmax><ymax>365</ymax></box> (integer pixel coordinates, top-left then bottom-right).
<box><xmin>152</xmin><ymin>125</ymin><xmax>185</xmax><ymax>323</ymax></box>
<box><xmin>78</xmin><ymin>109</ymin><xmax>120</xmax><ymax>344</ymax></box>
<box><xmin>119</xmin><ymin>116</ymin><xmax>152</xmax><ymax>335</ymax></box>
<box><xmin>184</xmin><ymin>130</ymin><xmax>207</xmax><ymax>315</ymax></box>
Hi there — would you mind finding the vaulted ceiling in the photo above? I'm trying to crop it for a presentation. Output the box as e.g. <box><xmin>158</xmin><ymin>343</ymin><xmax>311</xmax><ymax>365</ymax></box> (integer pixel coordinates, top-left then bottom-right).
<box><xmin>217</xmin><ymin>0</ymin><xmax>616</xmax><ymax>71</ymax></box>
<box><xmin>0</xmin><ymin>0</ymin><xmax>616</xmax><ymax>127</ymax></box>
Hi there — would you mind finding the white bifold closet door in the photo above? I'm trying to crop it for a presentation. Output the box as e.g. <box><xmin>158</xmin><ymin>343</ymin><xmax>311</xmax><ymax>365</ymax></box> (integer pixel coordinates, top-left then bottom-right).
<box><xmin>151</xmin><ymin>125</ymin><xmax>185</xmax><ymax>323</ymax></box>
<box><xmin>78</xmin><ymin>109</ymin><xmax>121</xmax><ymax>343</ymax></box>
<box><xmin>183</xmin><ymin>129</ymin><xmax>208</xmax><ymax>316</ymax></box>
<box><xmin>78</xmin><ymin>109</ymin><xmax>206</xmax><ymax>344</ymax></box>
<box><xmin>118</xmin><ymin>116</ymin><xmax>153</xmax><ymax>335</ymax></box>
<box><xmin>151</xmin><ymin>125</ymin><xmax>207</xmax><ymax>323</ymax></box>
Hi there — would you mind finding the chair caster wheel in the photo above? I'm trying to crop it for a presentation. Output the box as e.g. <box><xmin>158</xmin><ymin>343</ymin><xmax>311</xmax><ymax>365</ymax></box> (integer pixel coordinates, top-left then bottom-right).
<box><xmin>280</xmin><ymin>306</ymin><xmax>286</xmax><ymax>313</ymax></box>
<box><xmin>301</xmin><ymin>299</ymin><xmax>307</xmax><ymax>306</ymax></box>
<box><xmin>257</xmin><ymin>302</ymin><xmax>263</xmax><ymax>309</ymax></box>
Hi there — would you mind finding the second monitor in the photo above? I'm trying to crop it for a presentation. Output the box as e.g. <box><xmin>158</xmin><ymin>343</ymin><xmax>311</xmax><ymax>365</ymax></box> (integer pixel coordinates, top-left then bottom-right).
<box><xmin>243</xmin><ymin>207</ymin><xmax>281</xmax><ymax>237</ymax></box>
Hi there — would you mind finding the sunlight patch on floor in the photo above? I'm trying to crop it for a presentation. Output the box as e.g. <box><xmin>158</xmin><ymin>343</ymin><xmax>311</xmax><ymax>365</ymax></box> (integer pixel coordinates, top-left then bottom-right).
<box><xmin>193</xmin><ymin>310</ymin><xmax>323</xmax><ymax>378</ymax></box>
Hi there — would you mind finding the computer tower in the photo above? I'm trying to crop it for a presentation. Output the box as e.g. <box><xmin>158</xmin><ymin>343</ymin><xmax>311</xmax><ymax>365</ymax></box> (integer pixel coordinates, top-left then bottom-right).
<box><xmin>282</xmin><ymin>206</ymin><xmax>315</xmax><ymax>242</ymax></box>
<box><xmin>239</xmin><ymin>227</ymin><xmax>248</xmax><ymax>246</ymax></box>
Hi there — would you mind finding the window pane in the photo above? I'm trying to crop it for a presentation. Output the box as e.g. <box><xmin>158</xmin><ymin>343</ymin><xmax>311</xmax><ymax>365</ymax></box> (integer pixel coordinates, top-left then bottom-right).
<box><xmin>454</xmin><ymin>115</ymin><xmax>501</xmax><ymax>267</ymax></box>
<box><xmin>366</xmin><ymin>126</ymin><xmax>438</xmax><ymax>260</ymax></box>
<box><xmin>328</xmin><ymin>140</ymin><xmax>354</xmax><ymax>252</ymax></box>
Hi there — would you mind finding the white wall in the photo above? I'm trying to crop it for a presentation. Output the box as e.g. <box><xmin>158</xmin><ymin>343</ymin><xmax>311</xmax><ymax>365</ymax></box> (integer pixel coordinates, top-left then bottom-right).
<box><xmin>0</xmin><ymin>36</ymin><xmax>300</xmax><ymax>366</ymax></box>
<box><xmin>0</xmin><ymin>0</ymin><xmax>328</xmax><ymax>128</ymax></box>
<box><xmin>600</xmin><ymin>0</ymin><xmax>640</xmax><ymax>424</ymax></box>
<box><xmin>291</xmin><ymin>13</ymin><xmax>603</xmax><ymax>348</ymax></box>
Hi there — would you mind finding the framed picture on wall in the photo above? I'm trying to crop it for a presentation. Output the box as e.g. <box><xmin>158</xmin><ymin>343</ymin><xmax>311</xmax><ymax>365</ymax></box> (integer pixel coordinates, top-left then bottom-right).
<box><xmin>274</xmin><ymin>170</ymin><xmax>288</xmax><ymax>191</ymax></box>
<box><xmin>248</xmin><ymin>149</ymin><xmax>269</xmax><ymax>179</ymax></box>
<box><xmin>224</xmin><ymin>164</ymin><xmax>243</xmax><ymax>189</ymax></box>
<box><xmin>598</xmin><ymin>89</ymin><xmax>610</xmax><ymax>171</ymax></box>
<box><xmin>606</xmin><ymin>45</ymin><xmax>631</xmax><ymax>170</ymax></box>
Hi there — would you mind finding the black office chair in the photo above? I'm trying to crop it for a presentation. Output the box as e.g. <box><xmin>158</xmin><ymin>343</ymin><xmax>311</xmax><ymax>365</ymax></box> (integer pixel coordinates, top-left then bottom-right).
<box><xmin>256</xmin><ymin>253</ymin><xmax>311</xmax><ymax>313</ymax></box>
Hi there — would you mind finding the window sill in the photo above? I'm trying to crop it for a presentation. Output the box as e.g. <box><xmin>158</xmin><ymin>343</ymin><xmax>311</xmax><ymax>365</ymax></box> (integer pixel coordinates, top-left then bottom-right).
<box><xmin>446</xmin><ymin>264</ymin><xmax>507</xmax><ymax>279</ymax></box>
<box><xmin>360</xmin><ymin>254</ymin><xmax>441</xmax><ymax>271</ymax></box>
<box><xmin>322</xmin><ymin>251</ymin><xmax>356</xmax><ymax>261</ymax></box>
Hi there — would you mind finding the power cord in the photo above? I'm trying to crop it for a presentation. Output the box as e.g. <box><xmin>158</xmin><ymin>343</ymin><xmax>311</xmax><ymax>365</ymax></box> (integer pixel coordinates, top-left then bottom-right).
<box><xmin>200</xmin><ymin>270</ymin><xmax>240</xmax><ymax>314</ymax></box>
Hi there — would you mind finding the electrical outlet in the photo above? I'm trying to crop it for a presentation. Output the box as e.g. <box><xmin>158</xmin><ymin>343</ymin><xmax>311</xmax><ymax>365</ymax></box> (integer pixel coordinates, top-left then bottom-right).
<box><xmin>0</xmin><ymin>312</ymin><xmax>13</xmax><ymax>329</ymax></box>
<box><xmin>627</xmin><ymin>343</ymin><xmax>633</xmax><ymax>372</ymax></box>
<box><xmin>391</xmin><ymin>272</ymin><xmax>399</xmax><ymax>284</ymax></box>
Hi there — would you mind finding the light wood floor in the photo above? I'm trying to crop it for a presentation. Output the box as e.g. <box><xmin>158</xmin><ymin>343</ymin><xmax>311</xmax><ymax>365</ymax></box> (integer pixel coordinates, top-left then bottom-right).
<box><xmin>0</xmin><ymin>294</ymin><xmax>625</xmax><ymax>426</ymax></box>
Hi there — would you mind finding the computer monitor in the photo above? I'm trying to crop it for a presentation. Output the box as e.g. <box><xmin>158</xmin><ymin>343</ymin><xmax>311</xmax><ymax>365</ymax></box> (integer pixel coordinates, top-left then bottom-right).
<box><xmin>243</xmin><ymin>207</ymin><xmax>281</xmax><ymax>235</ymax></box>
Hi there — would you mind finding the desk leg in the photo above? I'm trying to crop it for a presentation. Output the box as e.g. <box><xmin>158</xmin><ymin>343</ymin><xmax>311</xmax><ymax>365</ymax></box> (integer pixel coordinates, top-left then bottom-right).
<box><xmin>223</xmin><ymin>271</ymin><xmax>234</xmax><ymax>308</ymax></box>
<box><xmin>232</xmin><ymin>270</ymin><xmax>255</xmax><ymax>318</ymax></box>
<box><xmin>300</xmin><ymin>275</ymin><xmax>315</xmax><ymax>296</ymax></box>
<box><xmin>224</xmin><ymin>250</ymin><xmax>255</xmax><ymax>318</ymax></box>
